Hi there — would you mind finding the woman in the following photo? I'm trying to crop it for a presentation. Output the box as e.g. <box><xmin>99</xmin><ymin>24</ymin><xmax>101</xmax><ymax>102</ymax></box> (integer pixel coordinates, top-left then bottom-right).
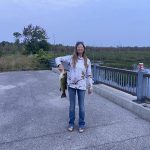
<box><xmin>55</xmin><ymin>41</ymin><xmax>93</xmax><ymax>133</ymax></box>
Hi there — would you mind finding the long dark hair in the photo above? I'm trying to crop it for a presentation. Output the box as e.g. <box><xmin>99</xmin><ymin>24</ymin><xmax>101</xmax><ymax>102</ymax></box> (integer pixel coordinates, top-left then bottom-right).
<box><xmin>72</xmin><ymin>41</ymin><xmax>88</xmax><ymax>68</ymax></box>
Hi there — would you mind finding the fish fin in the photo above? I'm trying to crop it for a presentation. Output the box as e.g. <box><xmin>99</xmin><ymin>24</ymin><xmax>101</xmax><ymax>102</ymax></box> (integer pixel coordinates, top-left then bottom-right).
<box><xmin>61</xmin><ymin>93</ymin><xmax>67</xmax><ymax>98</ymax></box>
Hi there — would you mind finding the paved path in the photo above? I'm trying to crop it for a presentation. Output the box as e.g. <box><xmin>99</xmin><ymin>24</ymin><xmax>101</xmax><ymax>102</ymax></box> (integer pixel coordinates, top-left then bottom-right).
<box><xmin>0</xmin><ymin>70</ymin><xmax>150</xmax><ymax>150</ymax></box>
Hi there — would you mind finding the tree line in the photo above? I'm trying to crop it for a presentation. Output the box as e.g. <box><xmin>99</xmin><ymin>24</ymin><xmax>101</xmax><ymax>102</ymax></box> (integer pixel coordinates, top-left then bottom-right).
<box><xmin>0</xmin><ymin>24</ymin><xmax>150</xmax><ymax>57</ymax></box>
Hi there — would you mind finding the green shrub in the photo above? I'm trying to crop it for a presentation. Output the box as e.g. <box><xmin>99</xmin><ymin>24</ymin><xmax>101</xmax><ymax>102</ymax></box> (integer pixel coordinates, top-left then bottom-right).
<box><xmin>35</xmin><ymin>49</ymin><xmax>54</xmax><ymax>68</ymax></box>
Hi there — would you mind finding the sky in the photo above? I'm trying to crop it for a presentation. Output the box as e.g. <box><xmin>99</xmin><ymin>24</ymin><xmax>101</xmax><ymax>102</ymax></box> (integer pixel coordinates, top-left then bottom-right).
<box><xmin>0</xmin><ymin>0</ymin><xmax>150</xmax><ymax>46</ymax></box>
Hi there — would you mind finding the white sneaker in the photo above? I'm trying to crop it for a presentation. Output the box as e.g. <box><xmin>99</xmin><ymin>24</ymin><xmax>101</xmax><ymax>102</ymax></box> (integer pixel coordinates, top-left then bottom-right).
<box><xmin>79</xmin><ymin>128</ymin><xmax>84</xmax><ymax>133</ymax></box>
<box><xmin>68</xmin><ymin>126</ymin><xmax>74</xmax><ymax>132</ymax></box>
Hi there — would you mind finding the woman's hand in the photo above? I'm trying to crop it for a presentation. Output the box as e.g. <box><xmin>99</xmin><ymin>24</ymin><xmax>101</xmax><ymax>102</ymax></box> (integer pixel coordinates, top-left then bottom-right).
<box><xmin>58</xmin><ymin>64</ymin><xmax>64</xmax><ymax>72</ymax></box>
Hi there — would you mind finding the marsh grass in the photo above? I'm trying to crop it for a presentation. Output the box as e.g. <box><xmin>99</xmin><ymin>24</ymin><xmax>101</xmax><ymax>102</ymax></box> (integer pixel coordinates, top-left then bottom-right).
<box><xmin>0</xmin><ymin>54</ymin><xmax>40</xmax><ymax>71</ymax></box>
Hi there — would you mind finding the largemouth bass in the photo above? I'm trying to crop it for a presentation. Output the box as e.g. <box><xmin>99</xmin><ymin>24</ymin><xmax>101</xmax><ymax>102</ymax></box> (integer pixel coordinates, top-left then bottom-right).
<box><xmin>59</xmin><ymin>71</ymin><xmax>67</xmax><ymax>98</ymax></box>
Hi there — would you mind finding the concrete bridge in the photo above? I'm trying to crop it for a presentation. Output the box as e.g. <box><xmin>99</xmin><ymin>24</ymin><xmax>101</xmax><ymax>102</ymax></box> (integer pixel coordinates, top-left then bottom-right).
<box><xmin>0</xmin><ymin>70</ymin><xmax>150</xmax><ymax>150</ymax></box>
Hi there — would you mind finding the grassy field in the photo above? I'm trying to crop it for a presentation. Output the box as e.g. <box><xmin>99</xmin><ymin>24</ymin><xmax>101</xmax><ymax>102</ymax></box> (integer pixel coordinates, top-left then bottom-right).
<box><xmin>0</xmin><ymin>54</ymin><xmax>53</xmax><ymax>72</ymax></box>
<box><xmin>86</xmin><ymin>49</ymin><xmax>150</xmax><ymax>69</ymax></box>
<box><xmin>49</xmin><ymin>49</ymin><xmax>150</xmax><ymax>69</ymax></box>
<box><xmin>0</xmin><ymin>48</ymin><xmax>150</xmax><ymax>72</ymax></box>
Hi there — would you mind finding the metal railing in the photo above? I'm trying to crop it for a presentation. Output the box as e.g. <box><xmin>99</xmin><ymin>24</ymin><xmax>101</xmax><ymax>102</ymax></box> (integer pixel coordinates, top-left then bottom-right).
<box><xmin>49</xmin><ymin>59</ymin><xmax>57</xmax><ymax>68</ymax></box>
<box><xmin>92</xmin><ymin>64</ymin><xmax>150</xmax><ymax>101</ymax></box>
<box><xmin>143</xmin><ymin>74</ymin><xmax>150</xmax><ymax>100</ymax></box>
<box><xmin>49</xmin><ymin>58</ymin><xmax>150</xmax><ymax>101</ymax></box>
<box><xmin>92</xmin><ymin>65</ymin><xmax>137</xmax><ymax>95</ymax></box>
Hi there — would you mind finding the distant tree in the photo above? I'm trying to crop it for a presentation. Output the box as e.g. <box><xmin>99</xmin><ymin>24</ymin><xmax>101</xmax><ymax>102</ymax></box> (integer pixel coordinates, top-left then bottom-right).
<box><xmin>38</xmin><ymin>40</ymin><xmax>49</xmax><ymax>51</ymax></box>
<box><xmin>0</xmin><ymin>41</ymin><xmax>10</xmax><ymax>47</ymax></box>
<box><xmin>22</xmin><ymin>24</ymin><xmax>49</xmax><ymax>54</ymax></box>
<box><xmin>13</xmin><ymin>32</ymin><xmax>22</xmax><ymax>44</ymax></box>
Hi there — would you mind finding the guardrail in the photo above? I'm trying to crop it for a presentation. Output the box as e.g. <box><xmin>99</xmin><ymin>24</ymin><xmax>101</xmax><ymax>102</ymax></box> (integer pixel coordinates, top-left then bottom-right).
<box><xmin>49</xmin><ymin>58</ymin><xmax>150</xmax><ymax>102</ymax></box>
<box><xmin>143</xmin><ymin>73</ymin><xmax>150</xmax><ymax>100</ymax></box>
<box><xmin>92</xmin><ymin>64</ymin><xmax>150</xmax><ymax>102</ymax></box>
<box><xmin>92</xmin><ymin>65</ymin><xmax>137</xmax><ymax>96</ymax></box>
<box><xmin>49</xmin><ymin>59</ymin><xmax>57</xmax><ymax>68</ymax></box>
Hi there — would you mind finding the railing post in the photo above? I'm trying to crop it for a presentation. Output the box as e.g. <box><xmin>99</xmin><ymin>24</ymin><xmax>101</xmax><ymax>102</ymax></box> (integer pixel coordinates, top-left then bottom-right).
<box><xmin>136</xmin><ymin>71</ymin><xmax>144</xmax><ymax>102</ymax></box>
<box><xmin>93</xmin><ymin>63</ymin><xmax>98</xmax><ymax>84</ymax></box>
<box><xmin>136</xmin><ymin>63</ymin><xmax>146</xmax><ymax>102</ymax></box>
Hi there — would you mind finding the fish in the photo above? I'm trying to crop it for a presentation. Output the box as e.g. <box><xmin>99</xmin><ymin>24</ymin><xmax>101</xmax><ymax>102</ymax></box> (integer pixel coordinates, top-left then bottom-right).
<box><xmin>59</xmin><ymin>70</ymin><xmax>67</xmax><ymax>98</ymax></box>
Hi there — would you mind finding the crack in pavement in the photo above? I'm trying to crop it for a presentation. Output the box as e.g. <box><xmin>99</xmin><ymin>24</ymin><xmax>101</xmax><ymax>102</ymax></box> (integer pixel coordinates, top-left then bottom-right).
<box><xmin>78</xmin><ymin>133</ymin><xmax>150</xmax><ymax>150</ymax></box>
<box><xmin>0</xmin><ymin>119</ymin><xmax>148</xmax><ymax>147</ymax></box>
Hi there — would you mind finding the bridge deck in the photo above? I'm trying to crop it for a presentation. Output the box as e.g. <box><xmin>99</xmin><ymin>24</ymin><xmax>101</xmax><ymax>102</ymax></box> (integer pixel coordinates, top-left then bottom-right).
<box><xmin>0</xmin><ymin>70</ymin><xmax>150</xmax><ymax>150</ymax></box>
